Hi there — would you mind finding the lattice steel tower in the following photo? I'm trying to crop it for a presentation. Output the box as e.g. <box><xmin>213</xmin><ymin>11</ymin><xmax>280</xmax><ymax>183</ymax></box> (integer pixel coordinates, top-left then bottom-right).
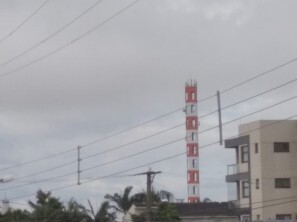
<box><xmin>184</xmin><ymin>80</ymin><xmax>199</xmax><ymax>203</ymax></box>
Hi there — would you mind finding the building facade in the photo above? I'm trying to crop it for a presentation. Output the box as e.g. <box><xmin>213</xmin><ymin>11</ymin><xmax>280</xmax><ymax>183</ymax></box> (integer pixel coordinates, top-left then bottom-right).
<box><xmin>184</xmin><ymin>80</ymin><xmax>199</xmax><ymax>203</ymax></box>
<box><xmin>124</xmin><ymin>202</ymin><xmax>239</xmax><ymax>222</ymax></box>
<box><xmin>225</xmin><ymin>120</ymin><xmax>297</xmax><ymax>221</ymax></box>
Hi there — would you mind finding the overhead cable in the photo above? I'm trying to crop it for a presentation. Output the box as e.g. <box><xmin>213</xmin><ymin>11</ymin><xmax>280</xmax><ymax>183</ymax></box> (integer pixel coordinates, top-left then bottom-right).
<box><xmin>3</xmin><ymin>95</ymin><xmax>297</xmax><ymax>192</ymax></box>
<box><xmin>0</xmin><ymin>0</ymin><xmax>104</xmax><ymax>68</ymax></box>
<box><xmin>0</xmin><ymin>0</ymin><xmax>141</xmax><ymax>78</ymax></box>
<box><xmin>1</xmin><ymin>75</ymin><xmax>296</xmax><ymax>178</ymax></box>
<box><xmin>0</xmin><ymin>0</ymin><xmax>52</xmax><ymax>45</ymax></box>
<box><xmin>2</xmin><ymin>113</ymin><xmax>297</xmax><ymax>201</ymax></box>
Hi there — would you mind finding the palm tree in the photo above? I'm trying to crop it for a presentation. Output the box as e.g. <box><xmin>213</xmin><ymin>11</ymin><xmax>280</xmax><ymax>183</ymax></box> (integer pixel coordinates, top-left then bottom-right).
<box><xmin>154</xmin><ymin>202</ymin><xmax>180</xmax><ymax>222</ymax></box>
<box><xmin>104</xmin><ymin>186</ymin><xmax>134</xmax><ymax>214</ymax></box>
<box><xmin>63</xmin><ymin>198</ymin><xmax>92</xmax><ymax>222</ymax></box>
<box><xmin>202</xmin><ymin>197</ymin><xmax>212</xmax><ymax>203</ymax></box>
<box><xmin>88</xmin><ymin>200</ymin><xmax>116</xmax><ymax>222</ymax></box>
<box><xmin>131</xmin><ymin>188</ymin><xmax>173</xmax><ymax>204</ymax></box>
<box><xmin>0</xmin><ymin>209</ymin><xmax>31</xmax><ymax>222</ymax></box>
<box><xmin>28</xmin><ymin>189</ymin><xmax>64</xmax><ymax>222</ymax></box>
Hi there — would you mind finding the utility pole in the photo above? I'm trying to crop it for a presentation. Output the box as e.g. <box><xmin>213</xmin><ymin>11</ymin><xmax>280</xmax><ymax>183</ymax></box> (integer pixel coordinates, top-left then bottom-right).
<box><xmin>133</xmin><ymin>169</ymin><xmax>161</xmax><ymax>222</ymax></box>
<box><xmin>77</xmin><ymin>146</ymin><xmax>81</xmax><ymax>185</ymax></box>
<box><xmin>217</xmin><ymin>90</ymin><xmax>223</xmax><ymax>145</ymax></box>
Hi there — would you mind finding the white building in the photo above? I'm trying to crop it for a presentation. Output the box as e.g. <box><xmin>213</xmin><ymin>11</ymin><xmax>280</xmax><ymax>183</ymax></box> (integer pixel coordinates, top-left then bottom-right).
<box><xmin>225</xmin><ymin>120</ymin><xmax>297</xmax><ymax>221</ymax></box>
<box><xmin>0</xmin><ymin>199</ymin><xmax>9</xmax><ymax>214</ymax></box>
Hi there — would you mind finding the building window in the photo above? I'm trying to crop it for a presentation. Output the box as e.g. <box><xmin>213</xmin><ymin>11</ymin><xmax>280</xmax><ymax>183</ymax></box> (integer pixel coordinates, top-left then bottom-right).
<box><xmin>256</xmin><ymin>215</ymin><xmax>260</xmax><ymax>221</ymax></box>
<box><xmin>276</xmin><ymin>214</ymin><xmax>292</xmax><ymax>220</ymax></box>
<box><xmin>274</xmin><ymin>142</ymin><xmax>289</xmax><ymax>152</ymax></box>
<box><xmin>192</xmin><ymin>119</ymin><xmax>196</xmax><ymax>127</ymax></box>
<box><xmin>255</xmin><ymin>143</ymin><xmax>258</xmax><ymax>153</ymax></box>
<box><xmin>242</xmin><ymin>181</ymin><xmax>250</xmax><ymax>198</ymax></box>
<box><xmin>275</xmin><ymin>178</ymin><xmax>291</xmax><ymax>188</ymax></box>
<box><xmin>191</xmin><ymin>105</ymin><xmax>195</xmax><ymax>113</ymax></box>
<box><xmin>191</xmin><ymin>92</ymin><xmax>196</xmax><ymax>100</ymax></box>
<box><xmin>191</xmin><ymin>132</ymin><xmax>196</xmax><ymax>141</ymax></box>
<box><xmin>241</xmin><ymin>145</ymin><xmax>249</xmax><ymax>163</ymax></box>
<box><xmin>192</xmin><ymin>159</ymin><xmax>198</xmax><ymax>168</ymax></box>
<box><xmin>193</xmin><ymin>186</ymin><xmax>196</xmax><ymax>194</ymax></box>
<box><xmin>193</xmin><ymin>145</ymin><xmax>197</xmax><ymax>155</ymax></box>
<box><xmin>194</xmin><ymin>172</ymin><xmax>197</xmax><ymax>182</ymax></box>
<box><xmin>256</xmin><ymin>179</ymin><xmax>259</xmax><ymax>189</ymax></box>
<box><xmin>241</xmin><ymin>215</ymin><xmax>250</xmax><ymax>222</ymax></box>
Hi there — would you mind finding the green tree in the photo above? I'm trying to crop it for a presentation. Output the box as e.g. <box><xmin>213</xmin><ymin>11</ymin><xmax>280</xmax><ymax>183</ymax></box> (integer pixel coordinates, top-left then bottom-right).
<box><xmin>131</xmin><ymin>188</ymin><xmax>173</xmax><ymax>204</ymax></box>
<box><xmin>88</xmin><ymin>200</ymin><xmax>116</xmax><ymax>222</ymax></box>
<box><xmin>104</xmin><ymin>186</ymin><xmax>134</xmax><ymax>214</ymax></box>
<box><xmin>131</xmin><ymin>212</ymin><xmax>146</xmax><ymax>222</ymax></box>
<box><xmin>131</xmin><ymin>203</ymin><xmax>180</xmax><ymax>222</ymax></box>
<box><xmin>63</xmin><ymin>198</ymin><xmax>92</xmax><ymax>222</ymax></box>
<box><xmin>202</xmin><ymin>197</ymin><xmax>212</xmax><ymax>202</ymax></box>
<box><xmin>0</xmin><ymin>209</ymin><xmax>31</xmax><ymax>222</ymax></box>
<box><xmin>28</xmin><ymin>189</ymin><xmax>64</xmax><ymax>222</ymax></box>
<box><xmin>154</xmin><ymin>202</ymin><xmax>180</xmax><ymax>222</ymax></box>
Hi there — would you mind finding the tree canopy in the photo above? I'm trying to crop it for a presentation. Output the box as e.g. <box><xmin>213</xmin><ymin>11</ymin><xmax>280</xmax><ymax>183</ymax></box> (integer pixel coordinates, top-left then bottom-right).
<box><xmin>0</xmin><ymin>186</ymin><xmax>178</xmax><ymax>222</ymax></box>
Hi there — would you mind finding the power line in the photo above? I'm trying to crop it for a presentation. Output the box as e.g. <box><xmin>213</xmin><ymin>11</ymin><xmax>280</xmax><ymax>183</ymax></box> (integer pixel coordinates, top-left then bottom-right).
<box><xmin>0</xmin><ymin>55</ymin><xmax>296</xmax><ymax>173</ymax></box>
<box><xmin>4</xmin><ymin>182</ymin><xmax>77</xmax><ymax>201</ymax></box>
<box><xmin>81</xmin><ymin>107</ymin><xmax>183</xmax><ymax>148</ymax></box>
<box><xmin>0</xmin><ymin>122</ymin><xmax>184</xmax><ymax>186</ymax></box>
<box><xmin>162</xmin><ymin>198</ymin><xmax>297</xmax><ymax>221</ymax></box>
<box><xmin>1</xmin><ymin>75</ymin><xmax>296</xmax><ymax>183</ymax></box>
<box><xmin>80</xmin><ymin>66</ymin><xmax>297</xmax><ymax>162</ymax></box>
<box><xmin>0</xmin><ymin>171</ymin><xmax>77</xmax><ymax>192</ymax></box>
<box><xmin>200</xmin><ymin>76</ymin><xmax>297</xmax><ymax>119</ymax></box>
<box><xmin>0</xmin><ymin>110</ymin><xmax>182</xmax><ymax>173</ymax></box>
<box><xmin>15</xmin><ymin>160</ymin><xmax>77</xmax><ymax>181</ymax></box>
<box><xmin>0</xmin><ymin>0</ymin><xmax>104</xmax><ymax>68</ymax></box>
<box><xmin>222</xmin><ymin>94</ymin><xmax>297</xmax><ymax>125</ymax></box>
<box><xmin>0</xmin><ymin>148</ymin><xmax>76</xmax><ymax>172</ymax></box>
<box><xmin>223</xmin><ymin>76</ymin><xmax>297</xmax><ymax>108</ymax></box>
<box><xmin>82</xmin><ymin>102</ymin><xmax>297</xmax><ymax>177</ymax></box>
<box><xmin>0</xmin><ymin>0</ymin><xmax>295</xmax><ymax>179</ymax></box>
<box><xmin>2</xmin><ymin>74</ymin><xmax>295</xmax><ymax>173</ymax></box>
<box><xmin>81</xmin><ymin>122</ymin><xmax>184</xmax><ymax>160</ymax></box>
<box><xmin>221</xmin><ymin>57</ymin><xmax>297</xmax><ymax>94</ymax></box>
<box><xmin>29</xmin><ymin>95</ymin><xmax>297</xmax><ymax>188</ymax></box>
<box><xmin>0</xmin><ymin>0</ymin><xmax>52</xmax><ymax>45</ymax></box>
<box><xmin>3</xmin><ymin>90</ymin><xmax>297</xmax><ymax>185</ymax></box>
<box><xmin>1</xmin><ymin>59</ymin><xmax>296</xmax><ymax>178</ymax></box>
<box><xmin>53</xmin><ymin>112</ymin><xmax>297</xmax><ymax>192</ymax></box>
<box><xmin>78</xmin><ymin>93</ymin><xmax>297</xmax><ymax>172</ymax></box>
<box><xmin>80</xmin><ymin>138</ymin><xmax>184</xmax><ymax>173</ymax></box>
<box><xmin>0</xmin><ymin>0</ymin><xmax>141</xmax><ymax>78</ymax></box>
<box><xmin>2</xmin><ymin>113</ymin><xmax>297</xmax><ymax>202</ymax></box>
<box><xmin>162</xmin><ymin>172</ymin><xmax>226</xmax><ymax>182</ymax></box>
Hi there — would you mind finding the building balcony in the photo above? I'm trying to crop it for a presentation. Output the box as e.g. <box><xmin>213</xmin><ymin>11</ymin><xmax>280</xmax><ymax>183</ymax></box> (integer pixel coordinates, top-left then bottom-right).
<box><xmin>226</xmin><ymin>164</ymin><xmax>249</xmax><ymax>182</ymax></box>
<box><xmin>228</xmin><ymin>200</ymin><xmax>240</xmax><ymax>209</ymax></box>
<box><xmin>227</xmin><ymin>164</ymin><xmax>239</xmax><ymax>175</ymax></box>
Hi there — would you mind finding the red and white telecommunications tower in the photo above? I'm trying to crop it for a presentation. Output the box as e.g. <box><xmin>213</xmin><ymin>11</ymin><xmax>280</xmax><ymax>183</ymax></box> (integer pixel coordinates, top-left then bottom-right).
<box><xmin>184</xmin><ymin>80</ymin><xmax>199</xmax><ymax>203</ymax></box>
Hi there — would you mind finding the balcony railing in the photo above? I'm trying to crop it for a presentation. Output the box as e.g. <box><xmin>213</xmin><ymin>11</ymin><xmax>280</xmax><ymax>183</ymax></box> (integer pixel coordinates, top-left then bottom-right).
<box><xmin>227</xmin><ymin>163</ymin><xmax>239</xmax><ymax>175</ymax></box>
<box><xmin>228</xmin><ymin>200</ymin><xmax>240</xmax><ymax>208</ymax></box>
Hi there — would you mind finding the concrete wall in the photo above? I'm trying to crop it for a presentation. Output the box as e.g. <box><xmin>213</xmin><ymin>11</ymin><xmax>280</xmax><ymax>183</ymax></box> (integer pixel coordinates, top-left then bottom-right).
<box><xmin>180</xmin><ymin>215</ymin><xmax>238</xmax><ymax>222</ymax></box>
<box><xmin>239</xmin><ymin>120</ymin><xmax>297</xmax><ymax>221</ymax></box>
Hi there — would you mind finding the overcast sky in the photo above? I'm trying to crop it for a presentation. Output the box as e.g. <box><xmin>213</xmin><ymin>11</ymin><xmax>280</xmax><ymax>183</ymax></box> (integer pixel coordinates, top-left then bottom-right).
<box><xmin>1</xmin><ymin>0</ymin><xmax>297</xmax><ymax>212</ymax></box>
